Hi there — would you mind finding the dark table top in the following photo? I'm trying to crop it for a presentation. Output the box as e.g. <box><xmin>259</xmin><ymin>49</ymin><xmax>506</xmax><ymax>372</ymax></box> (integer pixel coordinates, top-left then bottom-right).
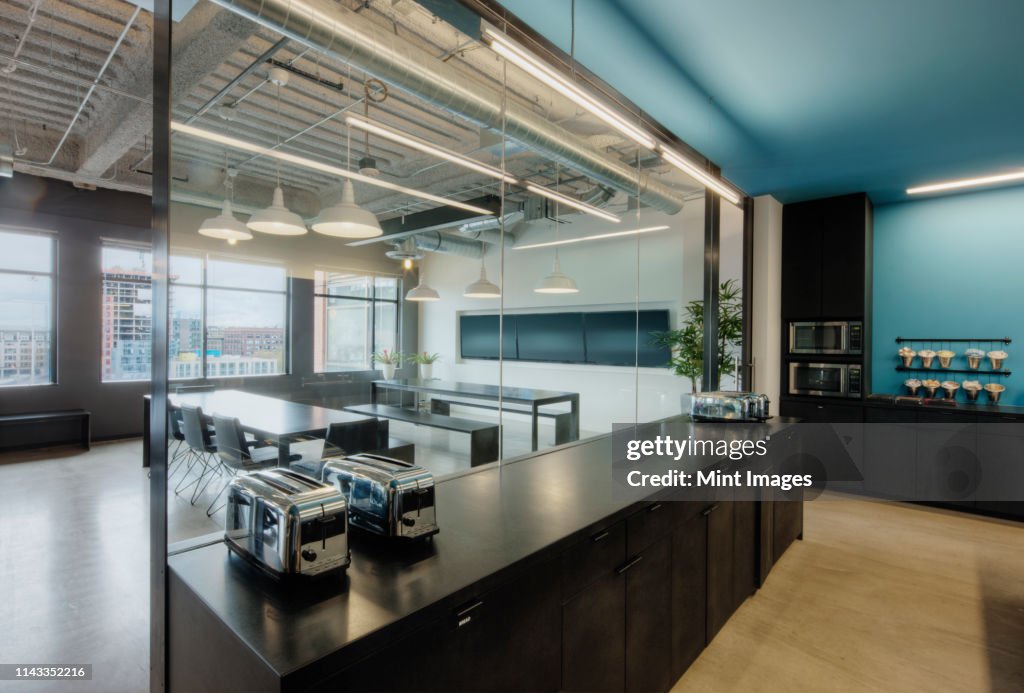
<box><xmin>168</xmin><ymin>389</ymin><xmax>372</xmax><ymax>438</ymax></box>
<box><xmin>373</xmin><ymin>378</ymin><xmax>578</xmax><ymax>405</ymax></box>
<box><xmin>168</xmin><ymin>416</ymin><xmax>798</xmax><ymax>680</ymax></box>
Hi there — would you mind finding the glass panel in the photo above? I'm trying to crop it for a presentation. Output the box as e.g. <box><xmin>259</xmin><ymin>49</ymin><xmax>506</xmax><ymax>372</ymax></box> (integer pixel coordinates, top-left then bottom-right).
<box><xmin>0</xmin><ymin>231</ymin><xmax>52</xmax><ymax>273</ymax></box>
<box><xmin>321</xmin><ymin>296</ymin><xmax>371</xmax><ymax>371</ymax></box>
<box><xmin>0</xmin><ymin>274</ymin><xmax>52</xmax><ymax>386</ymax></box>
<box><xmin>316</xmin><ymin>270</ymin><xmax>370</xmax><ymax>298</ymax></box>
<box><xmin>170</xmin><ymin>254</ymin><xmax>203</xmax><ymax>285</ymax></box>
<box><xmin>374</xmin><ymin>276</ymin><xmax>398</xmax><ymax>300</ymax></box>
<box><xmin>168</xmin><ymin>286</ymin><xmax>203</xmax><ymax>380</ymax></box>
<box><xmin>207</xmin><ymin>258</ymin><xmax>286</xmax><ymax>291</ymax></box>
<box><xmin>101</xmin><ymin>247</ymin><xmax>153</xmax><ymax>383</ymax></box>
<box><xmin>719</xmin><ymin>200</ymin><xmax>744</xmax><ymax>389</ymax></box>
<box><xmin>101</xmin><ymin>245</ymin><xmax>152</xmax><ymax>275</ymax></box>
<box><xmin>205</xmin><ymin>289</ymin><xmax>287</xmax><ymax>377</ymax></box>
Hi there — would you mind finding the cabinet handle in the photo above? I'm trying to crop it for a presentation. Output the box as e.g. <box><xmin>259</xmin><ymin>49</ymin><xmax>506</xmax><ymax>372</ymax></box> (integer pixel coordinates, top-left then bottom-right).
<box><xmin>647</xmin><ymin>502</ymin><xmax>663</xmax><ymax>513</ymax></box>
<box><xmin>701</xmin><ymin>503</ymin><xmax>719</xmax><ymax>517</ymax></box>
<box><xmin>616</xmin><ymin>555</ymin><xmax>644</xmax><ymax>575</ymax></box>
<box><xmin>591</xmin><ymin>530</ymin><xmax>610</xmax><ymax>543</ymax></box>
<box><xmin>455</xmin><ymin>600</ymin><xmax>484</xmax><ymax>628</ymax></box>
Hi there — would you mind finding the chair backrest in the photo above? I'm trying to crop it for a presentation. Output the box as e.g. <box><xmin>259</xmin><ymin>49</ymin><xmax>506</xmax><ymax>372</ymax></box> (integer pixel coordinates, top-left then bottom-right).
<box><xmin>180</xmin><ymin>405</ymin><xmax>211</xmax><ymax>452</ymax></box>
<box><xmin>168</xmin><ymin>409</ymin><xmax>184</xmax><ymax>440</ymax></box>
<box><xmin>325</xmin><ymin>418</ymin><xmax>389</xmax><ymax>456</ymax></box>
<box><xmin>212</xmin><ymin>414</ymin><xmax>250</xmax><ymax>468</ymax></box>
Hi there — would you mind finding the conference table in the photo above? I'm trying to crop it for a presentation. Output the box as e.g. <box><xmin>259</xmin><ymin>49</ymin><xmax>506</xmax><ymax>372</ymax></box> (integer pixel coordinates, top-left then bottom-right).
<box><xmin>142</xmin><ymin>389</ymin><xmax>372</xmax><ymax>468</ymax></box>
<box><xmin>371</xmin><ymin>378</ymin><xmax>579</xmax><ymax>452</ymax></box>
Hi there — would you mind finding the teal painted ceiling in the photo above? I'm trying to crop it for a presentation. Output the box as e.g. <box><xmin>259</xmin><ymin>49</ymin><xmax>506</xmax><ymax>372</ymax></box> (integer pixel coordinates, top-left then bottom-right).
<box><xmin>498</xmin><ymin>0</ymin><xmax>1024</xmax><ymax>203</ymax></box>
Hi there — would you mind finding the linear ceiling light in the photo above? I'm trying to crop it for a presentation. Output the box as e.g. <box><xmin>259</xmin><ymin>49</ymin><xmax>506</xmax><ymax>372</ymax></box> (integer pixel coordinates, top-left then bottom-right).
<box><xmin>906</xmin><ymin>170</ymin><xmax>1024</xmax><ymax>195</ymax></box>
<box><xmin>170</xmin><ymin>122</ymin><xmax>495</xmax><ymax>217</ymax></box>
<box><xmin>346</xmin><ymin>115</ymin><xmax>517</xmax><ymax>185</ymax></box>
<box><xmin>515</xmin><ymin>225</ymin><xmax>669</xmax><ymax>250</ymax></box>
<box><xmin>660</xmin><ymin>148</ymin><xmax>742</xmax><ymax>205</ymax></box>
<box><xmin>482</xmin><ymin>26</ymin><xmax>656</xmax><ymax>151</ymax></box>
<box><xmin>525</xmin><ymin>183</ymin><xmax>620</xmax><ymax>223</ymax></box>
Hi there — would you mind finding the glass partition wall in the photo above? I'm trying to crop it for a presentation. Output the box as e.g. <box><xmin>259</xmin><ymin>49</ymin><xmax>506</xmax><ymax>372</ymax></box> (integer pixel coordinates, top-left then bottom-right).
<box><xmin>158</xmin><ymin>0</ymin><xmax>743</xmax><ymax>544</ymax></box>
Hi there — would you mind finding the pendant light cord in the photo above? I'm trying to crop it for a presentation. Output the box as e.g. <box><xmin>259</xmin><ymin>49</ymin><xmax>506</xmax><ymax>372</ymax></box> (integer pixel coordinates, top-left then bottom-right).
<box><xmin>274</xmin><ymin>83</ymin><xmax>282</xmax><ymax>187</ymax></box>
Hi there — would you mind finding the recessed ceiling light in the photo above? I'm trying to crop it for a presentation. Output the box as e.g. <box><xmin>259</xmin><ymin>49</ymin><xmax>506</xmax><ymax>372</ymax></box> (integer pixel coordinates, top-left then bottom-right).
<box><xmin>906</xmin><ymin>170</ymin><xmax>1024</xmax><ymax>195</ymax></box>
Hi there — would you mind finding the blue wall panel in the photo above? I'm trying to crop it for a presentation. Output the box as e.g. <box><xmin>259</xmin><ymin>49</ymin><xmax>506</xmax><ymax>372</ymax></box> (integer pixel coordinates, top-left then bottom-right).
<box><xmin>872</xmin><ymin>185</ymin><xmax>1024</xmax><ymax>403</ymax></box>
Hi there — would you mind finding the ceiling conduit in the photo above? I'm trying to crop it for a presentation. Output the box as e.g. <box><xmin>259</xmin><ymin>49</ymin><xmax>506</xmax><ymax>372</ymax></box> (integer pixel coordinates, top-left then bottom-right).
<box><xmin>208</xmin><ymin>0</ymin><xmax>685</xmax><ymax>215</ymax></box>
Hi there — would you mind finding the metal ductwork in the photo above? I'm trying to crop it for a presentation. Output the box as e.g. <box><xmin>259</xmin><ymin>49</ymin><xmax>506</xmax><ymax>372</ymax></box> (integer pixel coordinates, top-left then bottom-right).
<box><xmin>410</xmin><ymin>231</ymin><xmax>484</xmax><ymax>258</ymax></box>
<box><xmin>208</xmin><ymin>0</ymin><xmax>686</xmax><ymax>215</ymax></box>
<box><xmin>456</xmin><ymin>211</ymin><xmax>523</xmax><ymax>244</ymax></box>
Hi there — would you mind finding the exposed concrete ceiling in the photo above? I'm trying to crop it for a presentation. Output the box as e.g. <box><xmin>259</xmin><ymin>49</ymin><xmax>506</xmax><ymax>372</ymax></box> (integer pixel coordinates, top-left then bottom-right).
<box><xmin>1</xmin><ymin>0</ymin><xmax>704</xmax><ymax>226</ymax></box>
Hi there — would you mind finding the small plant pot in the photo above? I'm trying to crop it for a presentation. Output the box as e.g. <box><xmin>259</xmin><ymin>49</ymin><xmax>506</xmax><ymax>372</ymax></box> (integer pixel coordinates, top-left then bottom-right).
<box><xmin>922</xmin><ymin>384</ymin><xmax>939</xmax><ymax>398</ymax></box>
<box><xmin>418</xmin><ymin>363</ymin><xmax>433</xmax><ymax>380</ymax></box>
<box><xmin>986</xmin><ymin>389</ymin><xmax>1003</xmax><ymax>404</ymax></box>
<box><xmin>938</xmin><ymin>355</ymin><xmax>953</xmax><ymax>368</ymax></box>
<box><xmin>964</xmin><ymin>388</ymin><xmax>980</xmax><ymax>402</ymax></box>
<box><xmin>920</xmin><ymin>355</ymin><xmax>935</xmax><ymax>369</ymax></box>
<box><xmin>905</xmin><ymin>384</ymin><xmax>921</xmax><ymax>396</ymax></box>
<box><xmin>901</xmin><ymin>355</ymin><xmax>916</xmax><ymax>368</ymax></box>
<box><xmin>989</xmin><ymin>356</ymin><xmax>1005</xmax><ymax>370</ymax></box>
<box><xmin>381</xmin><ymin>363</ymin><xmax>397</xmax><ymax>380</ymax></box>
<box><xmin>941</xmin><ymin>385</ymin><xmax>959</xmax><ymax>400</ymax></box>
<box><xmin>967</xmin><ymin>356</ymin><xmax>982</xmax><ymax>369</ymax></box>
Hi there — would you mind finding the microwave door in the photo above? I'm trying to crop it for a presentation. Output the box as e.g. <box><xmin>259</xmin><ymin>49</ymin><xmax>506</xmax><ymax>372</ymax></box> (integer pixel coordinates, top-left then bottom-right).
<box><xmin>790</xmin><ymin>323</ymin><xmax>848</xmax><ymax>354</ymax></box>
<box><xmin>791</xmin><ymin>363</ymin><xmax>846</xmax><ymax>396</ymax></box>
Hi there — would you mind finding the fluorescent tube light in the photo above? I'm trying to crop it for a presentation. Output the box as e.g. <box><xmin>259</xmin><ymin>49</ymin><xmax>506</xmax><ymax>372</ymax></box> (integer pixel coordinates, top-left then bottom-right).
<box><xmin>660</xmin><ymin>147</ymin><xmax>742</xmax><ymax>205</ymax></box>
<box><xmin>482</xmin><ymin>27</ymin><xmax>656</xmax><ymax>151</ymax></box>
<box><xmin>170</xmin><ymin>121</ymin><xmax>495</xmax><ymax>217</ymax></box>
<box><xmin>525</xmin><ymin>183</ymin><xmax>621</xmax><ymax>223</ymax></box>
<box><xmin>515</xmin><ymin>225</ymin><xmax>669</xmax><ymax>250</ymax></box>
<box><xmin>346</xmin><ymin>115</ymin><xmax>517</xmax><ymax>185</ymax></box>
<box><xmin>906</xmin><ymin>170</ymin><xmax>1024</xmax><ymax>195</ymax></box>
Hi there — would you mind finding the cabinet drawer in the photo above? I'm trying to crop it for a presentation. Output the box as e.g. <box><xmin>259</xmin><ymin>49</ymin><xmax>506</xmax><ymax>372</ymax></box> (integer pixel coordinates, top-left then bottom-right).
<box><xmin>627</xmin><ymin>501</ymin><xmax>672</xmax><ymax>554</ymax></box>
<box><xmin>562</xmin><ymin>521</ymin><xmax>626</xmax><ymax>600</ymax></box>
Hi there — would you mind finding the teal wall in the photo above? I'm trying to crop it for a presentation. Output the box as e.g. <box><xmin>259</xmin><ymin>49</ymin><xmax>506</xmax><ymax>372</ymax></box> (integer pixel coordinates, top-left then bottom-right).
<box><xmin>872</xmin><ymin>185</ymin><xmax>1024</xmax><ymax>404</ymax></box>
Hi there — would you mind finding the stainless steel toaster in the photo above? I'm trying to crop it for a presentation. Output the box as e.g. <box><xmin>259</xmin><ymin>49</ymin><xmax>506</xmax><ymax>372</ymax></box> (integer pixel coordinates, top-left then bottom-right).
<box><xmin>321</xmin><ymin>453</ymin><xmax>439</xmax><ymax>540</ymax></box>
<box><xmin>689</xmin><ymin>391</ymin><xmax>771</xmax><ymax>422</ymax></box>
<box><xmin>225</xmin><ymin>469</ymin><xmax>351</xmax><ymax>578</ymax></box>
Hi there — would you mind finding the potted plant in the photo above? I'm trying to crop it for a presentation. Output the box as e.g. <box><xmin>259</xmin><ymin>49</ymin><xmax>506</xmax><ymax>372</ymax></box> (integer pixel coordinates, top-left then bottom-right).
<box><xmin>650</xmin><ymin>279</ymin><xmax>743</xmax><ymax>402</ymax></box>
<box><xmin>372</xmin><ymin>349</ymin><xmax>403</xmax><ymax>380</ymax></box>
<box><xmin>407</xmin><ymin>351</ymin><xmax>440</xmax><ymax>380</ymax></box>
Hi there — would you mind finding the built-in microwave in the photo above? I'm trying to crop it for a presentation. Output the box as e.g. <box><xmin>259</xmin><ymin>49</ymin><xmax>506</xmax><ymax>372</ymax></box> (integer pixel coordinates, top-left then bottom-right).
<box><xmin>788</xmin><ymin>362</ymin><xmax>862</xmax><ymax>399</ymax></box>
<box><xmin>788</xmin><ymin>320</ymin><xmax>863</xmax><ymax>356</ymax></box>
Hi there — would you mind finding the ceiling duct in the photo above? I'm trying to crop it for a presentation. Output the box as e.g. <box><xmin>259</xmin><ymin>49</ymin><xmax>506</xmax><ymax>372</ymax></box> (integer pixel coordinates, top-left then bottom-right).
<box><xmin>457</xmin><ymin>212</ymin><xmax>523</xmax><ymax>244</ymax></box>
<box><xmin>385</xmin><ymin>238</ymin><xmax>424</xmax><ymax>262</ymax></box>
<box><xmin>410</xmin><ymin>231</ymin><xmax>484</xmax><ymax>258</ymax></box>
<box><xmin>208</xmin><ymin>0</ymin><xmax>686</xmax><ymax>215</ymax></box>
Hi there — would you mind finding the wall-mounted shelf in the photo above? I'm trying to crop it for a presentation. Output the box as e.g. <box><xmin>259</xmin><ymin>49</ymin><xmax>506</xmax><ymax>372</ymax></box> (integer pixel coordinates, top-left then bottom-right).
<box><xmin>895</xmin><ymin>336</ymin><xmax>1011</xmax><ymax>344</ymax></box>
<box><xmin>895</xmin><ymin>366</ymin><xmax>1011</xmax><ymax>376</ymax></box>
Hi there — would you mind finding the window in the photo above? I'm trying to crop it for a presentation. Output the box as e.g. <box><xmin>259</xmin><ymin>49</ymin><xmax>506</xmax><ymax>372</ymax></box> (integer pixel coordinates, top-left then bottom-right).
<box><xmin>0</xmin><ymin>230</ymin><xmax>55</xmax><ymax>387</ymax></box>
<box><xmin>314</xmin><ymin>270</ymin><xmax>400</xmax><ymax>371</ymax></box>
<box><xmin>101</xmin><ymin>243</ymin><xmax>153</xmax><ymax>382</ymax></box>
<box><xmin>170</xmin><ymin>255</ymin><xmax>288</xmax><ymax>378</ymax></box>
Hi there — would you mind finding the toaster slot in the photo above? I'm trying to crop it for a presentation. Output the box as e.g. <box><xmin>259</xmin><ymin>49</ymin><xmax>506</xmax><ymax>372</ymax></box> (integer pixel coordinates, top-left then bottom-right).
<box><xmin>256</xmin><ymin>469</ymin><xmax>322</xmax><ymax>495</ymax></box>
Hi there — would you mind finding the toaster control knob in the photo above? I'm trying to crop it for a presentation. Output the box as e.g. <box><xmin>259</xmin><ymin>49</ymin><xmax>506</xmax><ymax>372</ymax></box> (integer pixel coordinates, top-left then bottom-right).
<box><xmin>301</xmin><ymin>549</ymin><xmax>317</xmax><ymax>562</ymax></box>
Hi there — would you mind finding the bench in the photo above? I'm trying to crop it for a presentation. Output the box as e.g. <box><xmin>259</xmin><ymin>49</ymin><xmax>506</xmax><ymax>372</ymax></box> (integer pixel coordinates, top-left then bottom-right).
<box><xmin>344</xmin><ymin>403</ymin><xmax>499</xmax><ymax>466</ymax></box>
<box><xmin>429</xmin><ymin>398</ymin><xmax>577</xmax><ymax>446</ymax></box>
<box><xmin>0</xmin><ymin>409</ymin><xmax>91</xmax><ymax>452</ymax></box>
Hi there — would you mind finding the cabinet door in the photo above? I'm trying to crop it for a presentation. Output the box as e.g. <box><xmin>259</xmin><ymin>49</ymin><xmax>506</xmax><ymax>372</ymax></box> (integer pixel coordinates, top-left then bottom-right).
<box><xmin>914</xmin><ymin>417</ymin><xmax>978</xmax><ymax>509</ymax></box>
<box><xmin>731</xmin><ymin>500</ymin><xmax>758</xmax><ymax>609</ymax></box>
<box><xmin>781</xmin><ymin>204</ymin><xmax>823</xmax><ymax>318</ymax></box>
<box><xmin>671</xmin><ymin>505</ymin><xmax>707</xmax><ymax>679</ymax></box>
<box><xmin>863</xmin><ymin>407</ymin><xmax>917</xmax><ymax>498</ymax></box>
<box><xmin>975</xmin><ymin>423</ymin><xmax>1024</xmax><ymax>519</ymax></box>
<box><xmin>562</xmin><ymin>569</ymin><xmax>626</xmax><ymax>693</ymax></box>
<box><xmin>705</xmin><ymin>486</ymin><xmax>735</xmax><ymax>641</ymax></box>
<box><xmin>771</xmin><ymin>488</ymin><xmax>803</xmax><ymax>564</ymax></box>
<box><xmin>625</xmin><ymin>537</ymin><xmax>673</xmax><ymax>693</ymax></box>
<box><xmin>819</xmin><ymin>196</ymin><xmax>866</xmax><ymax>318</ymax></box>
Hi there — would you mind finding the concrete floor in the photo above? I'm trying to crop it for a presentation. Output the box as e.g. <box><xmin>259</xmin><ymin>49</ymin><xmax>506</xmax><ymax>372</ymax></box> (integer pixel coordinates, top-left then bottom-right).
<box><xmin>1</xmin><ymin>443</ymin><xmax>1020</xmax><ymax>693</ymax></box>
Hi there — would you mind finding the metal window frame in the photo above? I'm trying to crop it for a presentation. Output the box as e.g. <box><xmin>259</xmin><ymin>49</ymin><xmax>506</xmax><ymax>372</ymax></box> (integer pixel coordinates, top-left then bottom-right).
<box><xmin>0</xmin><ymin>228</ymin><xmax>58</xmax><ymax>388</ymax></box>
<box><xmin>313</xmin><ymin>270</ymin><xmax>403</xmax><ymax>372</ymax></box>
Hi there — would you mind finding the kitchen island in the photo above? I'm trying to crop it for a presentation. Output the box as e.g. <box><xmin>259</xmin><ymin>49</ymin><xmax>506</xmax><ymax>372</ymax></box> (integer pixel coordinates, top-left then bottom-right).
<box><xmin>168</xmin><ymin>416</ymin><xmax>803</xmax><ymax>692</ymax></box>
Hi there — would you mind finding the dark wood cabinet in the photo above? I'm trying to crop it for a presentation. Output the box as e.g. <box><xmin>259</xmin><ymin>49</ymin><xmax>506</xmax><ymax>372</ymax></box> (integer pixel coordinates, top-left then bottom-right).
<box><xmin>782</xmin><ymin>193</ymin><xmax>871</xmax><ymax>320</ymax></box>
<box><xmin>563</xmin><ymin>565</ymin><xmax>627</xmax><ymax>693</ymax></box>
<box><xmin>705</xmin><ymin>485</ymin><xmax>735</xmax><ymax>642</ymax></box>
<box><xmin>771</xmin><ymin>489</ymin><xmax>804</xmax><ymax>564</ymax></box>
<box><xmin>625</xmin><ymin>537</ymin><xmax>673</xmax><ymax>693</ymax></box>
<box><xmin>731</xmin><ymin>500</ymin><xmax>758</xmax><ymax>609</ymax></box>
<box><xmin>670</xmin><ymin>503</ymin><xmax>707</xmax><ymax>679</ymax></box>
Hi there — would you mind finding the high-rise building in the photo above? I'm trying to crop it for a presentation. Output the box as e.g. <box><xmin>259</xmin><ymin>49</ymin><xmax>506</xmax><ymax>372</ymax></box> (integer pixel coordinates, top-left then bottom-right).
<box><xmin>101</xmin><ymin>267</ymin><xmax>152</xmax><ymax>381</ymax></box>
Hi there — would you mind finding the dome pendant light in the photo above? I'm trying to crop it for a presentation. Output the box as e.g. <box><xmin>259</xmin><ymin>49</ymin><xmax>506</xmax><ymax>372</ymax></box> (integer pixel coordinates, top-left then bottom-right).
<box><xmin>464</xmin><ymin>244</ymin><xmax>500</xmax><ymax>298</ymax></box>
<box><xmin>247</xmin><ymin>185</ymin><xmax>307</xmax><ymax>235</ymax></box>
<box><xmin>312</xmin><ymin>128</ymin><xmax>382</xmax><ymax>239</ymax></box>
<box><xmin>248</xmin><ymin>80</ymin><xmax>307</xmax><ymax>236</ymax></box>
<box><xmin>406</xmin><ymin>270</ymin><xmax>440</xmax><ymax>302</ymax></box>
<box><xmin>198</xmin><ymin>166</ymin><xmax>252</xmax><ymax>242</ymax></box>
<box><xmin>535</xmin><ymin>250</ymin><xmax>579</xmax><ymax>294</ymax></box>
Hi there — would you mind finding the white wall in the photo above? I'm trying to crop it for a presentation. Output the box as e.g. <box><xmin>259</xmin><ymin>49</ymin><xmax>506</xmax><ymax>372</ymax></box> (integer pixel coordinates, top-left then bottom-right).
<box><xmin>750</xmin><ymin>195</ymin><xmax>783</xmax><ymax>406</ymax></box>
<box><xmin>416</xmin><ymin>203</ymin><xmax>706</xmax><ymax>433</ymax></box>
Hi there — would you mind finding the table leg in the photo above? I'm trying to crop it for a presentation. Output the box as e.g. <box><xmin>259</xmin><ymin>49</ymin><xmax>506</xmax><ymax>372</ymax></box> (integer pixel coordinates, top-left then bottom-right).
<box><xmin>371</xmin><ymin>381</ymin><xmax>378</xmax><ymax>405</ymax></box>
<box><xmin>570</xmin><ymin>396</ymin><xmax>580</xmax><ymax>441</ymax></box>
<box><xmin>143</xmin><ymin>397</ymin><xmax>151</xmax><ymax>468</ymax></box>
<box><xmin>277</xmin><ymin>438</ymin><xmax>292</xmax><ymax>468</ymax></box>
<box><xmin>531</xmin><ymin>402</ymin><xmax>539</xmax><ymax>452</ymax></box>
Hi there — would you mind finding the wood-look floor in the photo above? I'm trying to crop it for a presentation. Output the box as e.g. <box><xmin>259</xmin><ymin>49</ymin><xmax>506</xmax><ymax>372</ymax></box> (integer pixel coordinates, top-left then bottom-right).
<box><xmin>674</xmin><ymin>495</ymin><xmax>1024</xmax><ymax>692</ymax></box>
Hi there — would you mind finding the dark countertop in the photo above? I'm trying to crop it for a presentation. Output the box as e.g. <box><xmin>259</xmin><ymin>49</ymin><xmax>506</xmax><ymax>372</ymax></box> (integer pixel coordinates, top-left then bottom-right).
<box><xmin>168</xmin><ymin>416</ymin><xmax>798</xmax><ymax>681</ymax></box>
<box><xmin>862</xmin><ymin>394</ymin><xmax>1024</xmax><ymax>417</ymax></box>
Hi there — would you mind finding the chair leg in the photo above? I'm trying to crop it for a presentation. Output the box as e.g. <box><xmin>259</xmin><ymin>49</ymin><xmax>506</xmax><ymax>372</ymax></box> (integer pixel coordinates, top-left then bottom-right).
<box><xmin>174</xmin><ymin>450</ymin><xmax>201</xmax><ymax>494</ymax></box>
<box><xmin>206</xmin><ymin>471</ymin><xmax>237</xmax><ymax>517</ymax></box>
<box><xmin>190</xmin><ymin>454</ymin><xmax>219</xmax><ymax>505</ymax></box>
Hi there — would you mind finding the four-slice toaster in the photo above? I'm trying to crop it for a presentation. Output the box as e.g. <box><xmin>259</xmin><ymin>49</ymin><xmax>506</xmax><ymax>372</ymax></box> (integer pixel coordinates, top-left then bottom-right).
<box><xmin>321</xmin><ymin>453</ymin><xmax>439</xmax><ymax>540</ymax></box>
<box><xmin>225</xmin><ymin>469</ymin><xmax>351</xmax><ymax>578</ymax></box>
